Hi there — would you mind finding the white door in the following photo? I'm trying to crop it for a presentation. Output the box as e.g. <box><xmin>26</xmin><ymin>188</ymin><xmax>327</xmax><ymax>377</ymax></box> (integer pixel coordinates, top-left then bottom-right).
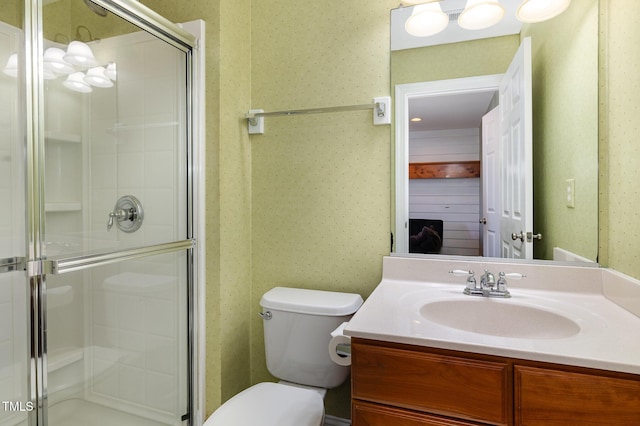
<box><xmin>499</xmin><ymin>37</ymin><xmax>533</xmax><ymax>259</ymax></box>
<box><xmin>481</xmin><ymin>105</ymin><xmax>501</xmax><ymax>257</ymax></box>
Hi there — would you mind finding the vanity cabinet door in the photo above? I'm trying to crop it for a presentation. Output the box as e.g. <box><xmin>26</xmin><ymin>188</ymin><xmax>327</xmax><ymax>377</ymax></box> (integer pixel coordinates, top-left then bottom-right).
<box><xmin>353</xmin><ymin>400</ymin><xmax>482</xmax><ymax>426</ymax></box>
<box><xmin>352</xmin><ymin>340</ymin><xmax>511</xmax><ymax>425</ymax></box>
<box><xmin>515</xmin><ymin>365</ymin><xmax>640</xmax><ymax>425</ymax></box>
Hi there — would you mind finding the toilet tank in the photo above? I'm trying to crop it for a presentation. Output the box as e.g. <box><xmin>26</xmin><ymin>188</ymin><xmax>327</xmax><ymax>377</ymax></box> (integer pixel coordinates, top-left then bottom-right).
<box><xmin>260</xmin><ymin>287</ymin><xmax>363</xmax><ymax>389</ymax></box>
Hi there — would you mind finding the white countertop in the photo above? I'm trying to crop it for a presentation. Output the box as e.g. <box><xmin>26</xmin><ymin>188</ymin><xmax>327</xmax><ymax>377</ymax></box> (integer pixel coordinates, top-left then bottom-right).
<box><xmin>344</xmin><ymin>256</ymin><xmax>640</xmax><ymax>375</ymax></box>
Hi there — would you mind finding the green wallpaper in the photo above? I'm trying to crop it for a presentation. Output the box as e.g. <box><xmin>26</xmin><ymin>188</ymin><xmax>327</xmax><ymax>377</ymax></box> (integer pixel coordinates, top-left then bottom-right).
<box><xmin>391</xmin><ymin>35</ymin><xmax>520</xmax><ymax>85</ymax></box>
<box><xmin>217</xmin><ymin>0</ymin><xmax>252</xmax><ymax>405</ymax></box>
<box><xmin>250</xmin><ymin>0</ymin><xmax>396</xmax><ymax>418</ymax></box>
<box><xmin>142</xmin><ymin>0</ymin><xmax>253</xmax><ymax>415</ymax></box>
<box><xmin>522</xmin><ymin>0</ymin><xmax>599</xmax><ymax>261</ymax></box>
<box><xmin>601</xmin><ymin>0</ymin><xmax>640</xmax><ymax>277</ymax></box>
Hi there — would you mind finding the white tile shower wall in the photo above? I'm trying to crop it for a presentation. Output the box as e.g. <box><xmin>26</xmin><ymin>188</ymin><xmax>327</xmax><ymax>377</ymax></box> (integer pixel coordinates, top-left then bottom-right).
<box><xmin>85</xmin><ymin>30</ymin><xmax>186</xmax><ymax>421</ymax></box>
<box><xmin>90</xmin><ymin>270</ymin><xmax>180</xmax><ymax>414</ymax></box>
<box><xmin>88</xmin><ymin>34</ymin><xmax>182</xmax><ymax>250</ymax></box>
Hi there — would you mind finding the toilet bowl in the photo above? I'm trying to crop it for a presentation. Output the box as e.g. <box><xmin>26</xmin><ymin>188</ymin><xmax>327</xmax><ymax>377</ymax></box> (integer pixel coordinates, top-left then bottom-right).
<box><xmin>203</xmin><ymin>287</ymin><xmax>363</xmax><ymax>426</ymax></box>
<box><xmin>203</xmin><ymin>383</ymin><xmax>324</xmax><ymax>426</ymax></box>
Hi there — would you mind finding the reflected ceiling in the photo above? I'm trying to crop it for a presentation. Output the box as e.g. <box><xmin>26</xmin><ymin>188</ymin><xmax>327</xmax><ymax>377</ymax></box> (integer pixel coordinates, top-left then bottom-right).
<box><xmin>409</xmin><ymin>90</ymin><xmax>496</xmax><ymax>132</ymax></box>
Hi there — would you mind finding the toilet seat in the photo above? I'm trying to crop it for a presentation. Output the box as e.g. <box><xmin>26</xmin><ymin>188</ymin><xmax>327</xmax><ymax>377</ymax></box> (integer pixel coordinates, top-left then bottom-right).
<box><xmin>203</xmin><ymin>382</ymin><xmax>324</xmax><ymax>426</ymax></box>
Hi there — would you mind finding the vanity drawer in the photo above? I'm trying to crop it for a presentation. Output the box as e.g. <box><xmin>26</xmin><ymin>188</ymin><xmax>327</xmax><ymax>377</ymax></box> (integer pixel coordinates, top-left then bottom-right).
<box><xmin>352</xmin><ymin>340</ymin><xmax>511</xmax><ymax>425</ymax></box>
<box><xmin>515</xmin><ymin>365</ymin><xmax>640</xmax><ymax>425</ymax></box>
<box><xmin>353</xmin><ymin>400</ymin><xmax>481</xmax><ymax>426</ymax></box>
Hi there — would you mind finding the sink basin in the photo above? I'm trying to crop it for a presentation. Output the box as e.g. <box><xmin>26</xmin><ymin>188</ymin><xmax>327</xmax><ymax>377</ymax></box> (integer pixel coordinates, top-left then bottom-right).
<box><xmin>420</xmin><ymin>299</ymin><xmax>581</xmax><ymax>339</ymax></box>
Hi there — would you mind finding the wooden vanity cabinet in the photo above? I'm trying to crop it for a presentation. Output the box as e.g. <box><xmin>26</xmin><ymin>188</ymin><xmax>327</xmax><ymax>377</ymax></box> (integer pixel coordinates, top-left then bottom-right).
<box><xmin>351</xmin><ymin>339</ymin><xmax>511</xmax><ymax>425</ymax></box>
<box><xmin>515</xmin><ymin>365</ymin><xmax>640</xmax><ymax>425</ymax></box>
<box><xmin>351</xmin><ymin>338</ymin><xmax>640</xmax><ymax>426</ymax></box>
<box><xmin>353</xmin><ymin>400</ymin><xmax>480</xmax><ymax>426</ymax></box>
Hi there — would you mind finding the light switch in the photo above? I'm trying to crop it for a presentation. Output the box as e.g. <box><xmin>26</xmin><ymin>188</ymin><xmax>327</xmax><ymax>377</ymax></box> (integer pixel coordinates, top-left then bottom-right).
<box><xmin>566</xmin><ymin>179</ymin><xmax>575</xmax><ymax>208</ymax></box>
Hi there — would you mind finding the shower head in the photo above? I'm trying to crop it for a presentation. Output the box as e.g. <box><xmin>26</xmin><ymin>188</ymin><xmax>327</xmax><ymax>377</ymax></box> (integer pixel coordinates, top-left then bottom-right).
<box><xmin>83</xmin><ymin>0</ymin><xmax>108</xmax><ymax>17</ymax></box>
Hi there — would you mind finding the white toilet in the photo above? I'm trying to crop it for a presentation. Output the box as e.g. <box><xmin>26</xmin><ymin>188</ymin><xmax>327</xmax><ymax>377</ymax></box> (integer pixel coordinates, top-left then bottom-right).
<box><xmin>204</xmin><ymin>286</ymin><xmax>364</xmax><ymax>426</ymax></box>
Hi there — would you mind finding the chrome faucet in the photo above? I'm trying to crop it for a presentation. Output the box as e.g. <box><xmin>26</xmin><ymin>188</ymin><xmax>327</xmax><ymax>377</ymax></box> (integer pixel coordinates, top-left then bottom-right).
<box><xmin>480</xmin><ymin>269</ymin><xmax>496</xmax><ymax>293</ymax></box>
<box><xmin>451</xmin><ymin>269</ymin><xmax>524</xmax><ymax>298</ymax></box>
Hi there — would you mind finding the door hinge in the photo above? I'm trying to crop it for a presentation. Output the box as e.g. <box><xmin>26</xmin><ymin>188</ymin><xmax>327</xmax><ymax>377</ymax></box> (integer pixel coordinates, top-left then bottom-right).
<box><xmin>0</xmin><ymin>257</ymin><xmax>25</xmax><ymax>274</ymax></box>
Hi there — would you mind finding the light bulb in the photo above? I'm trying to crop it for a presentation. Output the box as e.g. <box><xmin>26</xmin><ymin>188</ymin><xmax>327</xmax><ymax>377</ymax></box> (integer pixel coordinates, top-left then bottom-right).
<box><xmin>405</xmin><ymin>3</ymin><xmax>449</xmax><ymax>37</ymax></box>
<box><xmin>44</xmin><ymin>47</ymin><xmax>75</xmax><ymax>75</ymax></box>
<box><xmin>516</xmin><ymin>0</ymin><xmax>571</xmax><ymax>23</ymax></box>
<box><xmin>458</xmin><ymin>0</ymin><xmax>505</xmax><ymax>30</ymax></box>
<box><xmin>63</xmin><ymin>41</ymin><xmax>98</xmax><ymax>68</ymax></box>
<box><xmin>104</xmin><ymin>62</ymin><xmax>117</xmax><ymax>80</ymax></box>
<box><xmin>3</xmin><ymin>53</ymin><xmax>18</xmax><ymax>77</ymax></box>
<box><xmin>63</xmin><ymin>72</ymin><xmax>93</xmax><ymax>93</ymax></box>
<box><xmin>84</xmin><ymin>66</ymin><xmax>113</xmax><ymax>87</ymax></box>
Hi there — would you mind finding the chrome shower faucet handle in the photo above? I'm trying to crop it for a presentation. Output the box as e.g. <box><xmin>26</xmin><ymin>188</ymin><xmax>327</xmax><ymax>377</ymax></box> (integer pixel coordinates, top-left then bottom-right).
<box><xmin>106</xmin><ymin>195</ymin><xmax>144</xmax><ymax>232</ymax></box>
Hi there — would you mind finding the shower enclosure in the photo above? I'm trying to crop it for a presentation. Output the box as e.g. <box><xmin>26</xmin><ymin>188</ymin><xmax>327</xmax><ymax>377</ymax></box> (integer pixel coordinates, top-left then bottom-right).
<box><xmin>1</xmin><ymin>0</ymin><xmax>200</xmax><ymax>425</ymax></box>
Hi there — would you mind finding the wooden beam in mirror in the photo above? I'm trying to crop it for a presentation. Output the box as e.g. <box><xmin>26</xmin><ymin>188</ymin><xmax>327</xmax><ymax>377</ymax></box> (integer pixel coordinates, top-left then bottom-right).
<box><xmin>409</xmin><ymin>161</ymin><xmax>481</xmax><ymax>179</ymax></box>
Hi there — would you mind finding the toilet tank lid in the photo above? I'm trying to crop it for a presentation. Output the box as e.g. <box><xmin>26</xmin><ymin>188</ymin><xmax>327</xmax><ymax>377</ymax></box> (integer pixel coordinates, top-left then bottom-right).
<box><xmin>260</xmin><ymin>287</ymin><xmax>363</xmax><ymax>316</ymax></box>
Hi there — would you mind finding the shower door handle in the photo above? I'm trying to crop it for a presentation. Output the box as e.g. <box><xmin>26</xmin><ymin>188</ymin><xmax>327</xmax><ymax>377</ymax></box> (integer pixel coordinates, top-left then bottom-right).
<box><xmin>43</xmin><ymin>239</ymin><xmax>195</xmax><ymax>275</ymax></box>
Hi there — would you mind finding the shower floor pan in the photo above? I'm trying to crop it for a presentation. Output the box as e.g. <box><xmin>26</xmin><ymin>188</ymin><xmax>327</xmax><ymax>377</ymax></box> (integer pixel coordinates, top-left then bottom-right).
<box><xmin>28</xmin><ymin>398</ymin><xmax>170</xmax><ymax>426</ymax></box>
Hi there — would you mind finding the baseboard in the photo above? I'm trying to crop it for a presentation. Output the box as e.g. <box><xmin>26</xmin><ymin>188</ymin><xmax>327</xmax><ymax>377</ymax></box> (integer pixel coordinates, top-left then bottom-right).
<box><xmin>324</xmin><ymin>415</ymin><xmax>351</xmax><ymax>426</ymax></box>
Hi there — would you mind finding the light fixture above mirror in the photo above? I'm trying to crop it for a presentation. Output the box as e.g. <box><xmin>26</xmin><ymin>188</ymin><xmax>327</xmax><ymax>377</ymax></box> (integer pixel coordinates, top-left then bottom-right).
<box><xmin>458</xmin><ymin>0</ymin><xmax>505</xmax><ymax>30</ymax></box>
<box><xmin>405</xmin><ymin>3</ymin><xmax>449</xmax><ymax>37</ymax></box>
<box><xmin>402</xmin><ymin>0</ymin><xmax>571</xmax><ymax>37</ymax></box>
<box><xmin>516</xmin><ymin>0</ymin><xmax>572</xmax><ymax>23</ymax></box>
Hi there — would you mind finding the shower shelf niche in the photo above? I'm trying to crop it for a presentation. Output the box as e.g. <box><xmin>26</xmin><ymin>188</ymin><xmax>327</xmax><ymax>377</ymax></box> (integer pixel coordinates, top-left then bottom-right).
<box><xmin>45</xmin><ymin>131</ymin><xmax>82</xmax><ymax>144</ymax></box>
<box><xmin>45</xmin><ymin>203</ymin><xmax>82</xmax><ymax>212</ymax></box>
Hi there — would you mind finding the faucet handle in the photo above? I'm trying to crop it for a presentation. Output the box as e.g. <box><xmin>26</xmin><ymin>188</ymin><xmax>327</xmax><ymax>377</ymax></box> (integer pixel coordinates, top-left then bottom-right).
<box><xmin>450</xmin><ymin>270</ymin><xmax>476</xmax><ymax>290</ymax></box>
<box><xmin>449</xmin><ymin>269</ymin><xmax>474</xmax><ymax>277</ymax></box>
<box><xmin>107</xmin><ymin>208</ymin><xmax>127</xmax><ymax>231</ymax></box>
<box><xmin>497</xmin><ymin>272</ymin><xmax>507</xmax><ymax>291</ymax></box>
<box><xmin>495</xmin><ymin>272</ymin><xmax>525</xmax><ymax>297</ymax></box>
<box><xmin>494</xmin><ymin>272</ymin><xmax>511</xmax><ymax>297</ymax></box>
<box><xmin>503</xmin><ymin>272</ymin><xmax>526</xmax><ymax>279</ymax></box>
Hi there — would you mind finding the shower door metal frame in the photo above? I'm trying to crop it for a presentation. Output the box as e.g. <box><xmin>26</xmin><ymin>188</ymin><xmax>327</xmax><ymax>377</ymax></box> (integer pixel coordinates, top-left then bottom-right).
<box><xmin>24</xmin><ymin>0</ymin><xmax>200</xmax><ymax>424</ymax></box>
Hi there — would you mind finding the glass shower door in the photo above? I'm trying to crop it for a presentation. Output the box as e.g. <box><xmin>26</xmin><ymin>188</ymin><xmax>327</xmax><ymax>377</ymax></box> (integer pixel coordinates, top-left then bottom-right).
<box><xmin>37</xmin><ymin>1</ymin><xmax>197</xmax><ymax>425</ymax></box>
<box><xmin>0</xmin><ymin>3</ymin><xmax>29</xmax><ymax>426</ymax></box>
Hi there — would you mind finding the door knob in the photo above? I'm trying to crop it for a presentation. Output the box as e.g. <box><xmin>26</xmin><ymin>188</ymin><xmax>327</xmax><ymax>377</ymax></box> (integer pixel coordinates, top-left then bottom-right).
<box><xmin>527</xmin><ymin>232</ymin><xmax>543</xmax><ymax>242</ymax></box>
<box><xmin>511</xmin><ymin>231</ymin><xmax>525</xmax><ymax>242</ymax></box>
<box><xmin>479</xmin><ymin>218</ymin><xmax>487</xmax><ymax>224</ymax></box>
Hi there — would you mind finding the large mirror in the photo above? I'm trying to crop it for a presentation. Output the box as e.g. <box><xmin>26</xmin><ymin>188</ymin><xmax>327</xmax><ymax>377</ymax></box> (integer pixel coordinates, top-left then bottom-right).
<box><xmin>391</xmin><ymin>0</ymin><xmax>599</xmax><ymax>263</ymax></box>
